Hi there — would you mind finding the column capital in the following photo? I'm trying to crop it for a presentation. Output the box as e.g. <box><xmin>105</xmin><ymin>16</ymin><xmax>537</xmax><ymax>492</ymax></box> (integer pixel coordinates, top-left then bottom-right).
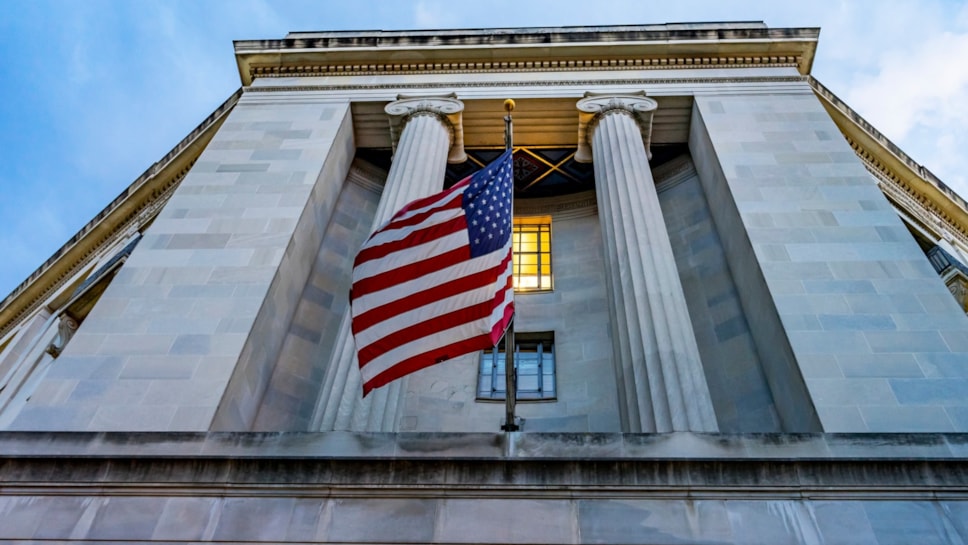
<box><xmin>385</xmin><ymin>94</ymin><xmax>466</xmax><ymax>163</ymax></box>
<box><xmin>575</xmin><ymin>92</ymin><xmax>658</xmax><ymax>163</ymax></box>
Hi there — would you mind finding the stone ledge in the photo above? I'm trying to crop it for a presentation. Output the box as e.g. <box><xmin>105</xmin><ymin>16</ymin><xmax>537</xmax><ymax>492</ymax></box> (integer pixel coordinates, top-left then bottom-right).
<box><xmin>2</xmin><ymin>433</ymin><xmax>967</xmax><ymax>502</ymax></box>
<box><xmin>1</xmin><ymin>431</ymin><xmax>967</xmax><ymax>461</ymax></box>
<box><xmin>1</xmin><ymin>458</ymin><xmax>967</xmax><ymax>498</ymax></box>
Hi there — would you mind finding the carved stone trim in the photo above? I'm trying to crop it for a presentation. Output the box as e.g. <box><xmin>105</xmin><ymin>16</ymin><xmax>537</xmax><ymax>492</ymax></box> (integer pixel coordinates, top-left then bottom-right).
<box><xmin>941</xmin><ymin>269</ymin><xmax>968</xmax><ymax>313</ymax></box>
<box><xmin>346</xmin><ymin>160</ymin><xmax>387</xmax><ymax>195</ymax></box>
<box><xmin>653</xmin><ymin>155</ymin><xmax>697</xmax><ymax>193</ymax></box>
<box><xmin>515</xmin><ymin>191</ymin><xmax>598</xmax><ymax>221</ymax></box>
<box><xmin>245</xmin><ymin>75</ymin><xmax>807</xmax><ymax>94</ymax></box>
<box><xmin>44</xmin><ymin>315</ymin><xmax>78</xmax><ymax>358</ymax></box>
<box><xmin>850</xmin><ymin>136</ymin><xmax>968</xmax><ymax>249</ymax></box>
<box><xmin>808</xmin><ymin>76</ymin><xmax>968</xmax><ymax>250</ymax></box>
<box><xmin>575</xmin><ymin>93</ymin><xmax>658</xmax><ymax>163</ymax></box>
<box><xmin>385</xmin><ymin>95</ymin><xmax>466</xmax><ymax>164</ymax></box>
<box><xmin>247</xmin><ymin>57</ymin><xmax>802</xmax><ymax>80</ymax></box>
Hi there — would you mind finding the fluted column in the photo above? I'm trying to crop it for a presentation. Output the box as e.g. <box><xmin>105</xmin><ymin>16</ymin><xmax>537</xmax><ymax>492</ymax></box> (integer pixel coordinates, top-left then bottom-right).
<box><xmin>312</xmin><ymin>95</ymin><xmax>465</xmax><ymax>432</ymax></box>
<box><xmin>577</xmin><ymin>93</ymin><xmax>718</xmax><ymax>432</ymax></box>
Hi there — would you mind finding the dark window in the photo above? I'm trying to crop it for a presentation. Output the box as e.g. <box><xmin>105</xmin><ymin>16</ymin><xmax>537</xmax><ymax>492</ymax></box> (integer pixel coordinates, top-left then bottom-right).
<box><xmin>477</xmin><ymin>332</ymin><xmax>556</xmax><ymax>401</ymax></box>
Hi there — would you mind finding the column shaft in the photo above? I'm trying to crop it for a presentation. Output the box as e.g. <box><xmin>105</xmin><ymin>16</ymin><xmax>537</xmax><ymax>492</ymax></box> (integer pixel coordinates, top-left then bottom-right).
<box><xmin>584</xmin><ymin>98</ymin><xmax>718</xmax><ymax>432</ymax></box>
<box><xmin>313</xmin><ymin>100</ymin><xmax>460</xmax><ymax>431</ymax></box>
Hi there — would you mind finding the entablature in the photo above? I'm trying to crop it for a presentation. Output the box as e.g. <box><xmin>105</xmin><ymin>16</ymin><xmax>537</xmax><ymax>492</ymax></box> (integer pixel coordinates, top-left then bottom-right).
<box><xmin>234</xmin><ymin>23</ymin><xmax>819</xmax><ymax>85</ymax></box>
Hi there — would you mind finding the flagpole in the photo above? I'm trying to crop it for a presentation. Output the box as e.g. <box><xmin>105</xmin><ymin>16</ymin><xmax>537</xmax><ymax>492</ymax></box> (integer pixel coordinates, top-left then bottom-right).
<box><xmin>501</xmin><ymin>99</ymin><xmax>519</xmax><ymax>432</ymax></box>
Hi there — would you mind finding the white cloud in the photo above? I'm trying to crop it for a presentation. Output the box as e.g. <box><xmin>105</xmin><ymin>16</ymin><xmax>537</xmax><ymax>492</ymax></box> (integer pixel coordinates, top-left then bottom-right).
<box><xmin>413</xmin><ymin>1</ymin><xmax>461</xmax><ymax>29</ymax></box>
<box><xmin>840</xmin><ymin>2</ymin><xmax>968</xmax><ymax>196</ymax></box>
<box><xmin>847</xmin><ymin>31</ymin><xmax>968</xmax><ymax>140</ymax></box>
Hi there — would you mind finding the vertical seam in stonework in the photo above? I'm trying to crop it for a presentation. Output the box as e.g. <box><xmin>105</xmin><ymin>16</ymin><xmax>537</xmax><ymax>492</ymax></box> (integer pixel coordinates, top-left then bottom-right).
<box><xmin>609</xmin><ymin>113</ymin><xmax>671</xmax><ymax>432</ymax></box>
<box><xmin>592</xmin><ymin>120</ymin><xmax>636</xmax><ymax>432</ymax></box>
<box><xmin>596</xmin><ymin>118</ymin><xmax>644</xmax><ymax>431</ymax></box>
<box><xmin>597</xmin><ymin>113</ymin><xmax>663</xmax><ymax>432</ymax></box>
<box><xmin>623</xmin><ymin>111</ymin><xmax>712</xmax><ymax>430</ymax></box>
<box><xmin>591</xmin><ymin>129</ymin><xmax>634</xmax><ymax>432</ymax></box>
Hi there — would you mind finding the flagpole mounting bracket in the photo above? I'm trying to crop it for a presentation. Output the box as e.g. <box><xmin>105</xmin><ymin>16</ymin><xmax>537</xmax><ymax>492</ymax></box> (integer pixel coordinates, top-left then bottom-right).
<box><xmin>501</xmin><ymin>417</ymin><xmax>522</xmax><ymax>432</ymax></box>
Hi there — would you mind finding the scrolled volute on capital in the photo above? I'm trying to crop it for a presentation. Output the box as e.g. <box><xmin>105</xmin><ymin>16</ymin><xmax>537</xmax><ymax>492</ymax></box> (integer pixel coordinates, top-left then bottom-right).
<box><xmin>385</xmin><ymin>94</ymin><xmax>466</xmax><ymax>164</ymax></box>
<box><xmin>575</xmin><ymin>92</ymin><xmax>658</xmax><ymax>163</ymax></box>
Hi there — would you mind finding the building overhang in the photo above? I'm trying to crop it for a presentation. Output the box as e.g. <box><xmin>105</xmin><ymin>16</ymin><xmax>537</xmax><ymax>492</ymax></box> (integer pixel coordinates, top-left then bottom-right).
<box><xmin>234</xmin><ymin>23</ymin><xmax>820</xmax><ymax>85</ymax></box>
<box><xmin>810</xmin><ymin>77</ymin><xmax>968</xmax><ymax>246</ymax></box>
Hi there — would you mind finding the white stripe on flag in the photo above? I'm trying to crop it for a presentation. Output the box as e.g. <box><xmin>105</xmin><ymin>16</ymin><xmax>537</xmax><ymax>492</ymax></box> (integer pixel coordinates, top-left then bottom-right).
<box><xmin>355</xmin><ymin>256</ymin><xmax>513</xmax><ymax>349</ymax></box>
<box><xmin>352</xmin><ymin>229</ymin><xmax>468</xmax><ymax>284</ymax></box>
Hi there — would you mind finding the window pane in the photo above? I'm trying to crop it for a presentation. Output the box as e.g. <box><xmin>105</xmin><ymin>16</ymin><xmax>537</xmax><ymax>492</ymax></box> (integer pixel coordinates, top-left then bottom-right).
<box><xmin>512</xmin><ymin>219</ymin><xmax>552</xmax><ymax>292</ymax></box>
<box><xmin>518</xmin><ymin>375</ymin><xmax>539</xmax><ymax>392</ymax></box>
<box><xmin>477</xmin><ymin>332</ymin><xmax>556</xmax><ymax>402</ymax></box>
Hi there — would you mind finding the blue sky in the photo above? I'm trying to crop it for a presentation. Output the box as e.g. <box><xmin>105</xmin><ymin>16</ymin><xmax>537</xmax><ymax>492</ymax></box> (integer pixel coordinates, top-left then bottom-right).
<box><xmin>2</xmin><ymin>0</ymin><xmax>968</xmax><ymax>298</ymax></box>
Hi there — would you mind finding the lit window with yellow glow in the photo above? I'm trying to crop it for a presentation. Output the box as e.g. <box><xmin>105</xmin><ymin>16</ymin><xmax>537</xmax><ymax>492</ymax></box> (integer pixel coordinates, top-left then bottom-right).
<box><xmin>513</xmin><ymin>219</ymin><xmax>552</xmax><ymax>292</ymax></box>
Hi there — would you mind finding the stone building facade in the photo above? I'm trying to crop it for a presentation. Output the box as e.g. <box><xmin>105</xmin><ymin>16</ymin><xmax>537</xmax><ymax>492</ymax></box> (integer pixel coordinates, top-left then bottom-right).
<box><xmin>1</xmin><ymin>22</ymin><xmax>968</xmax><ymax>544</ymax></box>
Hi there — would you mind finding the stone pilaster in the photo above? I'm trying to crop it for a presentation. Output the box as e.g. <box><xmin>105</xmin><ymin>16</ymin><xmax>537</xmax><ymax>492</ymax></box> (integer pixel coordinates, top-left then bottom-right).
<box><xmin>577</xmin><ymin>94</ymin><xmax>718</xmax><ymax>432</ymax></box>
<box><xmin>313</xmin><ymin>96</ymin><xmax>465</xmax><ymax>431</ymax></box>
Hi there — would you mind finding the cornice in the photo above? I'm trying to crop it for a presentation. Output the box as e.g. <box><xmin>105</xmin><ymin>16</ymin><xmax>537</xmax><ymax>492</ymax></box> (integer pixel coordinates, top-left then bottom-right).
<box><xmin>0</xmin><ymin>89</ymin><xmax>243</xmax><ymax>339</ymax></box>
<box><xmin>235</xmin><ymin>24</ymin><xmax>819</xmax><ymax>85</ymax></box>
<box><xmin>860</xmin><ymin>148</ymin><xmax>968</xmax><ymax>248</ymax></box>
<box><xmin>245</xmin><ymin>58</ymin><xmax>802</xmax><ymax>81</ymax></box>
<box><xmin>244</xmin><ymin>74</ymin><xmax>807</xmax><ymax>94</ymax></box>
<box><xmin>809</xmin><ymin>76</ymin><xmax>968</xmax><ymax>247</ymax></box>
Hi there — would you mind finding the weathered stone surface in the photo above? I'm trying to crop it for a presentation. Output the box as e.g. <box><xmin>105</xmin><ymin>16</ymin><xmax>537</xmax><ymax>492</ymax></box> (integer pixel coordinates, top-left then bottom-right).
<box><xmin>0</xmin><ymin>432</ymin><xmax>967</xmax><ymax>543</ymax></box>
<box><xmin>691</xmin><ymin>91</ymin><xmax>968</xmax><ymax>432</ymax></box>
<box><xmin>581</xmin><ymin>94</ymin><xmax>717</xmax><ymax>433</ymax></box>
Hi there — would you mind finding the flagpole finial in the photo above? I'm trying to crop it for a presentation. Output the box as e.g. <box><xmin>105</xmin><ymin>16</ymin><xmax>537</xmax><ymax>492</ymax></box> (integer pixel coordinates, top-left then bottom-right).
<box><xmin>503</xmin><ymin>99</ymin><xmax>515</xmax><ymax>151</ymax></box>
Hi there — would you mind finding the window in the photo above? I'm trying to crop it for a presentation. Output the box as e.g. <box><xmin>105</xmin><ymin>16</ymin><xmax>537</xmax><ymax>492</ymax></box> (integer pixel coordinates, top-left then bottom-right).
<box><xmin>513</xmin><ymin>219</ymin><xmax>552</xmax><ymax>292</ymax></box>
<box><xmin>477</xmin><ymin>332</ymin><xmax>556</xmax><ymax>401</ymax></box>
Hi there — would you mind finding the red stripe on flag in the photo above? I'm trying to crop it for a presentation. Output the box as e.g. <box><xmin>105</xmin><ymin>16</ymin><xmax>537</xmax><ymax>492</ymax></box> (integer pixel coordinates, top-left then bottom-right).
<box><xmin>351</xmin><ymin>246</ymin><xmax>471</xmax><ymax>300</ymax></box>
<box><xmin>357</xmin><ymin>299</ymin><xmax>499</xmax><ymax>367</ymax></box>
<box><xmin>353</xmin><ymin>251</ymin><xmax>514</xmax><ymax>333</ymax></box>
<box><xmin>354</xmin><ymin>215</ymin><xmax>467</xmax><ymax>267</ymax></box>
<box><xmin>376</xmin><ymin>191</ymin><xmax>463</xmax><ymax>233</ymax></box>
<box><xmin>356</xmin><ymin>270</ymin><xmax>513</xmax><ymax>367</ymax></box>
<box><xmin>386</xmin><ymin>177</ymin><xmax>469</xmax><ymax>222</ymax></box>
<box><xmin>361</xmin><ymin>321</ymin><xmax>508</xmax><ymax>396</ymax></box>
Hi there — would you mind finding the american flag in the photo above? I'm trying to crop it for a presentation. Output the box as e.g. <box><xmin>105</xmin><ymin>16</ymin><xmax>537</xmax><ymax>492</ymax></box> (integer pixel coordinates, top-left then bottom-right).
<box><xmin>351</xmin><ymin>150</ymin><xmax>515</xmax><ymax>396</ymax></box>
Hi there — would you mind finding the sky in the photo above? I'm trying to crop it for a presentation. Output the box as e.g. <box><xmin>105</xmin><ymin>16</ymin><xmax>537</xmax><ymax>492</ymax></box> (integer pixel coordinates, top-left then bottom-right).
<box><xmin>1</xmin><ymin>0</ymin><xmax>968</xmax><ymax>299</ymax></box>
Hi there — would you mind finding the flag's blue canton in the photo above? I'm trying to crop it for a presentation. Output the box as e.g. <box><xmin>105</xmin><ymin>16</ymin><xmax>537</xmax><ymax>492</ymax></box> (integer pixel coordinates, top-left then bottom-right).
<box><xmin>462</xmin><ymin>150</ymin><xmax>514</xmax><ymax>259</ymax></box>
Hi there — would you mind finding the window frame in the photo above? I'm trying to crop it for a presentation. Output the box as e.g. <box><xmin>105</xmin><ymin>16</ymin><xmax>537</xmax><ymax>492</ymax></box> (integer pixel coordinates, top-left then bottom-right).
<box><xmin>512</xmin><ymin>217</ymin><xmax>553</xmax><ymax>293</ymax></box>
<box><xmin>476</xmin><ymin>332</ymin><xmax>556</xmax><ymax>402</ymax></box>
